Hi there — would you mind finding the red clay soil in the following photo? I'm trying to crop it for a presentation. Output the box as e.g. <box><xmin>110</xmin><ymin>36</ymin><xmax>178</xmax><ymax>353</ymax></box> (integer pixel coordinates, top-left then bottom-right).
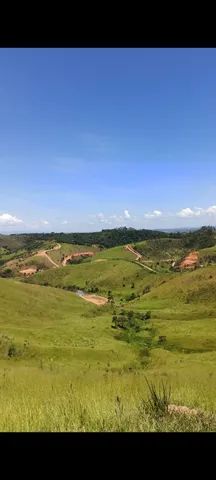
<box><xmin>62</xmin><ymin>252</ymin><xmax>94</xmax><ymax>266</ymax></box>
<box><xmin>179</xmin><ymin>251</ymin><xmax>199</xmax><ymax>269</ymax></box>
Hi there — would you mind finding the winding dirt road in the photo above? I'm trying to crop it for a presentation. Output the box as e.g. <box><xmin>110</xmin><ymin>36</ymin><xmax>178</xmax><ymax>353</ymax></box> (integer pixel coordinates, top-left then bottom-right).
<box><xmin>36</xmin><ymin>243</ymin><xmax>61</xmax><ymax>268</ymax></box>
<box><xmin>125</xmin><ymin>244</ymin><xmax>142</xmax><ymax>260</ymax></box>
<box><xmin>62</xmin><ymin>251</ymin><xmax>94</xmax><ymax>266</ymax></box>
<box><xmin>125</xmin><ymin>245</ymin><xmax>157</xmax><ymax>273</ymax></box>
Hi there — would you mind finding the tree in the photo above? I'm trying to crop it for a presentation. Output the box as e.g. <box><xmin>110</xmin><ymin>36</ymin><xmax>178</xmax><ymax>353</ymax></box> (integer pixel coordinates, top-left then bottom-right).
<box><xmin>108</xmin><ymin>290</ymin><xmax>114</xmax><ymax>302</ymax></box>
<box><xmin>112</xmin><ymin>315</ymin><xmax>118</xmax><ymax>328</ymax></box>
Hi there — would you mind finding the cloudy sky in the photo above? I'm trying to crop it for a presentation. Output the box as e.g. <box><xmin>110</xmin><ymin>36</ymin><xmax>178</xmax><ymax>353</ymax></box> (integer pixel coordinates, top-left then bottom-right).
<box><xmin>1</xmin><ymin>48</ymin><xmax>216</xmax><ymax>233</ymax></box>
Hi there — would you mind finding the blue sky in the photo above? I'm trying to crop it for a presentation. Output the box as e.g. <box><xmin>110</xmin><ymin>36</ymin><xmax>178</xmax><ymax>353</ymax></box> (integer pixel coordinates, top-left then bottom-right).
<box><xmin>1</xmin><ymin>48</ymin><xmax>216</xmax><ymax>232</ymax></box>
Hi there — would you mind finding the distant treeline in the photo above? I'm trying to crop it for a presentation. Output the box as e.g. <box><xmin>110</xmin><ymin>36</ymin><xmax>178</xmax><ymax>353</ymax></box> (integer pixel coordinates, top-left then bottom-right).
<box><xmin>0</xmin><ymin>226</ymin><xmax>215</xmax><ymax>252</ymax></box>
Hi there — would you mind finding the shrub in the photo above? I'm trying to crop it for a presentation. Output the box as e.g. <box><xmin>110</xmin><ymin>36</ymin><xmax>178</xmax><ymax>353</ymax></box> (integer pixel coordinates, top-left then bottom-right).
<box><xmin>0</xmin><ymin>268</ymin><xmax>13</xmax><ymax>278</ymax></box>
<box><xmin>158</xmin><ymin>335</ymin><xmax>167</xmax><ymax>344</ymax></box>
<box><xmin>8</xmin><ymin>343</ymin><xmax>18</xmax><ymax>358</ymax></box>
<box><xmin>145</xmin><ymin>378</ymin><xmax>171</xmax><ymax>418</ymax></box>
<box><xmin>125</xmin><ymin>292</ymin><xmax>136</xmax><ymax>301</ymax></box>
<box><xmin>143</xmin><ymin>285</ymin><xmax>151</xmax><ymax>295</ymax></box>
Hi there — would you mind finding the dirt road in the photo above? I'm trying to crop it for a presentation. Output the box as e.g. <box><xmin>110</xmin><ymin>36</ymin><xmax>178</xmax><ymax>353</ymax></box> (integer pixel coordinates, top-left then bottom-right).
<box><xmin>62</xmin><ymin>251</ymin><xmax>94</xmax><ymax>266</ymax></box>
<box><xmin>125</xmin><ymin>244</ymin><xmax>142</xmax><ymax>260</ymax></box>
<box><xmin>36</xmin><ymin>243</ymin><xmax>61</xmax><ymax>268</ymax></box>
<box><xmin>125</xmin><ymin>245</ymin><xmax>157</xmax><ymax>273</ymax></box>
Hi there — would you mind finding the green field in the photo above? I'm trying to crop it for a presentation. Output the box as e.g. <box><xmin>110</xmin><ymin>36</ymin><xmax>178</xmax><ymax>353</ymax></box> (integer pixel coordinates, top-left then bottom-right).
<box><xmin>0</xmin><ymin>231</ymin><xmax>216</xmax><ymax>431</ymax></box>
<box><xmin>29</xmin><ymin>256</ymin><xmax>155</xmax><ymax>299</ymax></box>
<box><xmin>0</xmin><ymin>261</ymin><xmax>216</xmax><ymax>431</ymax></box>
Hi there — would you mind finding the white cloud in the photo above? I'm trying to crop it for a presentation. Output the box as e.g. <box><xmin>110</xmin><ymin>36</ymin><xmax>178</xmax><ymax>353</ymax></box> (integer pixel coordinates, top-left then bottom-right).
<box><xmin>124</xmin><ymin>209</ymin><xmax>131</xmax><ymax>219</ymax></box>
<box><xmin>206</xmin><ymin>205</ymin><xmax>216</xmax><ymax>215</ymax></box>
<box><xmin>93</xmin><ymin>213</ymin><xmax>112</xmax><ymax>225</ymax></box>
<box><xmin>62</xmin><ymin>220</ymin><xmax>69</xmax><ymax>225</ymax></box>
<box><xmin>144</xmin><ymin>210</ymin><xmax>162</xmax><ymax>218</ymax></box>
<box><xmin>0</xmin><ymin>213</ymin><xmax>23</xmax><ymax>226</ymax></box>
<box><xmin>41</xmin><ymin>220</ymin><xmax>49</xmax><ymax>225</ymax></box>
<box><xmin>177</xmin><ymin>208</ymin><xmax>195</xmax><ymax>218</ymax></box>
<box><xmin>90</xmin><ymin>211</ymin><xmax>131</xmax><ymax>226</ymax></box>
<box><xmin>177</xmin><ymin>205</ymin><xmax>216</xmax><ymax>218</ymax></box>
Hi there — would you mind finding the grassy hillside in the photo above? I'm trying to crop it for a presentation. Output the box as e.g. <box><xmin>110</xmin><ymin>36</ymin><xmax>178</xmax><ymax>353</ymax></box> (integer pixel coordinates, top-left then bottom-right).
<box><xmin>93</xmin><ymin>245</ymin><xmax>135</xmax><ymax>261</ymax></box>
<box><xmin>134</xmin><ymin>238</ymin><xmax>186</xmax><ymax>262</ymax></box>
<box><xmin>0</xmin><ymin>234</ymin><xmax>54</xmax><ymax>253</ymax></box>
<box><xmin>48</xmin><ymin>243</ymin><xmax>100</xmax><ymax>265</ymax></box>
<box><xmin>29</xmin><ymin>257</ymin><xmax>152</xmax><ymax>298</ymax></box>
<box><xmin>1</xmin><ymin>227</ymin><xmax>216</xmax><ymax>431</ymax></box>
<box><xmin>0</xmin><ymin>276</ymin><xmax>215</xmax><ymax>431</ymax></box>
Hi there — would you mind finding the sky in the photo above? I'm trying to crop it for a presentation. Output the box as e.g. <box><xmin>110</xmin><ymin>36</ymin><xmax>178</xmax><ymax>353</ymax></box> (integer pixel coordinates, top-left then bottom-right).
<box><xmin>1</xmin><ymin>48</ymin><xmax>216</xmax><ymax>233</ymax></box>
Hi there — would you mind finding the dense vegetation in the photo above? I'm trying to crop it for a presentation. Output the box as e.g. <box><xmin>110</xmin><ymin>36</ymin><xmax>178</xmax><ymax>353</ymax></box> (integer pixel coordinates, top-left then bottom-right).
<box><xmin>135</xmin><ymin>226</ymin><xmax>216</xmax><ymax>258</ymax></box>
<box><xmin>1</xmin><ymin>226</ymin><xmax>215</xmax><ymax>252</ymax></box>
<box><xmin>0</xmin><ymin>227</ymin><xmax>167</xmax><ymax>250</ymax></box>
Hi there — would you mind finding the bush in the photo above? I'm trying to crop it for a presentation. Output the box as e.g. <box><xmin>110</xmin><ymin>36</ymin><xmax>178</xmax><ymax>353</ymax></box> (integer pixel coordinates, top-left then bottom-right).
<box><xmin>0</xmin><ymin>268</ymin><xmax>13</xmax><ymax>278</ymax></box>
<box><xmin>143</xmin><ymin>285</ymin><xmax>151</xmax><ymax>295</ymax></box>
<box><xmin>125</xmin><ymin>292</ymin><xmax>136</xmax><ymax>301</ymax></box>
<box><xmin>8</xmin><ymin>343</ymin><xmax>18</xmax><ymax>358</ymax></box>
<box><xmin>145</xmin><ymin>378</ymin><xmax>171</xmax><ymax>418</ymax></box>
<box><xmin>111</xmin><ymin>309</ymin><xmax>151</xmax><ymax>333</ymax></box>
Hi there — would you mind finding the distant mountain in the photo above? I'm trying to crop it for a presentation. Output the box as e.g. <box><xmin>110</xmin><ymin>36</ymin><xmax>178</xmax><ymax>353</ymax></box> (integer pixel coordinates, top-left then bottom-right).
<box><xmin>159</xmin><ymin>227</ymin><xmax>199</xmax><ymax>233</ymax></box>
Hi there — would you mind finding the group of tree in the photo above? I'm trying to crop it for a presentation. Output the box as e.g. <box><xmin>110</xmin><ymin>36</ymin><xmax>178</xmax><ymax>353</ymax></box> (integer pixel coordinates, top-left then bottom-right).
<box><xmin>112</xmin><ymin>309</ymin><xmax>151</xmax><ymax>332</ymax></box>
<box><xmin>0</xmin><ymin>268</ymin><xmax>13</xmax><ymax>278</ymax></box>
<box><xmin>1</xmin><ymin>226</ymin><xmax>216</xmax><ymax>252</ymax></box>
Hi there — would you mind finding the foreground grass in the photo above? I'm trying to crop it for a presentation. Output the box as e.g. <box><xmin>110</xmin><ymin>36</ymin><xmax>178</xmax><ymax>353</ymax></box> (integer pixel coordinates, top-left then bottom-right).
<box><xmin>0</xmin><ymin>367</ymin><xmax>215</xmax><ymax>431</ymax></box>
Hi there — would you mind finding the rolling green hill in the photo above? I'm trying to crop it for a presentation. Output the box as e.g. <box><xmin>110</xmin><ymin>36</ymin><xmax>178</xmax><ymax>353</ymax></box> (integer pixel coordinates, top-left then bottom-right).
<box><xmin>1</xmin><ymin>226</ymin><xmax>216</xmax><ymax>431</ymax></box>
<box><xmin>28</xmin><ymin>257</ymin><xmax>151</xmax><ymax>298</ymax></box>
<box><xmin>48</xmin><ymin>243</ymin><xmax>100</xmax><ymax>265</ymax></box>
<box><xmin>0</xmin><ymin>272</ymin><xmax>215</xmax><ymax>431</ymax></box>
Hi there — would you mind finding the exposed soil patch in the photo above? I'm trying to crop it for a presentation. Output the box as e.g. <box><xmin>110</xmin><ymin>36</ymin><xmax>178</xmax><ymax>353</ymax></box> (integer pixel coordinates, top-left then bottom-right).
<box><xmin>168</xmin><ymin>404</ymin><xmax>199</xmax><ymax>416</ymax></box>
<box><xmin>93</xmin><ymin>259</ymin><xmax>107</xmax><ymax>263</ymax></box>
<box><xmin>76</xmin><ymin>289</ymin><xmax>108</xmax><ymax>305</ymax></box>
<box><xmin>179</xmin><ymin>251</ymin><xmax>199</xmax><ymax>269</ymax></box>
<box><xmin>62</xmin><ymin>251</ymin><xmax>94</xmax><ymax>266</ymax></box>
<box><xmin>19</xmin><ymin>267</ymin><xmax>37</xmax><ymax>276</ymax></box>
<box><xmin>81</xmin><ymin>294</ymin><xmax>108</xmax><ymax>305</ymax></box>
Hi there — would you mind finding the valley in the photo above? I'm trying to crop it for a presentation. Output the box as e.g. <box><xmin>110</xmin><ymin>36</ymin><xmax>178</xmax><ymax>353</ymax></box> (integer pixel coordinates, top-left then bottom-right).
<box><xmin>0</xmin><ymin>227</ymin><xmax>216</xmax><ymax>431</ymax></box>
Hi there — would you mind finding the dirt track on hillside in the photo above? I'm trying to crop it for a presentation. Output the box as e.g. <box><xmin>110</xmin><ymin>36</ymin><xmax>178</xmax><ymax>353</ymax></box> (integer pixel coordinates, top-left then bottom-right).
<box><xmin>35</xmin><ymin>243</ymin><xmax>61</xmax><ymax>268</ymax></box>
<box><xmin>125</xmin><ymin>245</ymin><xmax>157</xmax><ymax>273</ymax></box>
<box><xmin>125</xmin><ymin>244</ymin><xmax>142</xmax><ymax>260</ymax></box>
<box><xmin>19</xmin><ymin>243</ymin><xmax>61</xmax><ymax>274</ymax></box>
<box><xmin>62</xmin><ymin>251</ymin><xmax>94</xmax><ymax>266</ymax></box>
